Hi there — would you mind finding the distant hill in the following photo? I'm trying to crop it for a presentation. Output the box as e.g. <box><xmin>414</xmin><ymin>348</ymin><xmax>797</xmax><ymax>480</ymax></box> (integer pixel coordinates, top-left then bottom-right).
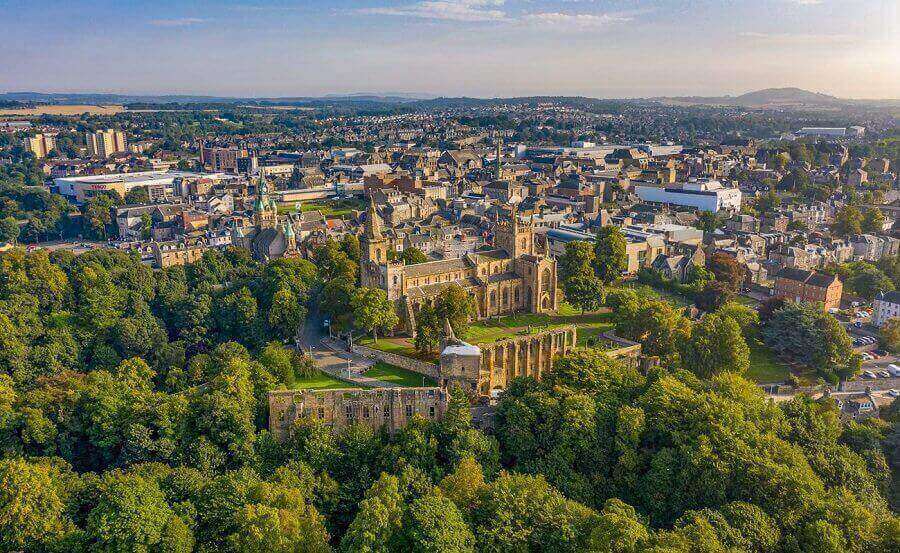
<box><xmin>0</xmin><ymin>91</ymin><xmax>434</xmax><ymax>106</ymax></box>
<box><xmin>733</xmin><ymin>87</ymin><xmax>840</xmax><ymax>106</ymax></box>
<box><xmin>1</xmin><ymin>89</ymin><xmax>894</xmax><ymax>113</ymax></box>
<box><xmin>653</xmin><ymin>87</ymin><xmax>846</xmax><ymax>108</ymax></box>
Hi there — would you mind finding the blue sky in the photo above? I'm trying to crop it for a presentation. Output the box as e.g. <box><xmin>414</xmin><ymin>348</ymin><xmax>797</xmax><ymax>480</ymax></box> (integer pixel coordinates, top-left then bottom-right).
<box><xmin>1</xmin><ymin>1</ymin><xmax>897</xmax><ymax>98</ymax></box>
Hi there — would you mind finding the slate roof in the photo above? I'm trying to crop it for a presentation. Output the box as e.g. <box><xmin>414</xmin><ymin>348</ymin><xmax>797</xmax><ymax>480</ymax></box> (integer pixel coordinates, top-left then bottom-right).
<box><xmin>403</xmin><ymin>257</ymin><xmax>470</xmax><ymax>278</ymax></box>
<box><xmin>774</xmin><ymin>267</ymin><xmax>839</xmax><ymax>288</ymax></box>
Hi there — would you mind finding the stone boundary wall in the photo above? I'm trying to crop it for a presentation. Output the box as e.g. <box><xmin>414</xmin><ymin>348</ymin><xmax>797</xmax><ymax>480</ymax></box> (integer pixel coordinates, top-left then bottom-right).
<box><xmin>599</xmin><ymin>331</ymin><xmax>643</xmax><ymax>358</ymax></box>
<box><xmin>839</xmin><ymin>376</ymin><xmax>900</xmax><ymax>392</ymax></box>
<box><xmin>351</xmin><ymin>344</ymin><xmax>440</xmax><ymax>379</ymax></box>
<box><xmin>762</xmin><ymin>377</ymin><xmax>900</xmax><ymax>395</ymax></box>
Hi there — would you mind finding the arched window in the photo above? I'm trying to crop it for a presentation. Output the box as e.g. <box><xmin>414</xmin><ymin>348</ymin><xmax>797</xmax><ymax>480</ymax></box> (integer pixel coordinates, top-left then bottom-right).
<box><xmin>541</xmin><ymin>268</ymin><xmax>552</xmax><ymax>293</ymax></box>
<box><xmin>490</xmin><ymin>290</ymin><xmax>497</xmax><ymax>308</ymax></box>
<box><xmin>502</xmin><ymin>288</ymin><xmax>509</xmax><ymax>306</ymax></box>
<box><xmin>514</xmin><ymin>287</ymin><xmax>520</xmax><ymax>303</ymax></box>
<box><xmin>393</xmin><ymin>275</ymin><xmax>398</xmax><ymax>286</ymax></box>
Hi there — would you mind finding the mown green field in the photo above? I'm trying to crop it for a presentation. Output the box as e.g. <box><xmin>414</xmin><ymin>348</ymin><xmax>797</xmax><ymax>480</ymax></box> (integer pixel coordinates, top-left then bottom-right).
<box><xmin>291</xmin><ymin>370</ymin><xmax>357</xmax><ymax>390</ymax></box>
<box><xmin>277</xmin><ymin>198</ymin><xmax>365</xmax><ymax>218</ymax></box>
<box><xmin>363</xmin><ymin>362</ymin><xmax>437</xmax><ymax>387</ymax></box>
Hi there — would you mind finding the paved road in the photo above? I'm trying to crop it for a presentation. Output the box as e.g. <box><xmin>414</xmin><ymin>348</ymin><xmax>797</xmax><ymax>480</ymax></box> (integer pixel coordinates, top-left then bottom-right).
<box><xmin>298</xmin><ymin>306</ymin><xmax>396</xmax><ymax>388</ymax></box>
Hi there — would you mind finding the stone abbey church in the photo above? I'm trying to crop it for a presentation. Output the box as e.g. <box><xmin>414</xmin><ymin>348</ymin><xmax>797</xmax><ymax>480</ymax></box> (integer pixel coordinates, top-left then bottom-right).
<box><xmin>359</xmin><ymin>199</ymin><xmax>561</xmax><ymax>333</ymax></box>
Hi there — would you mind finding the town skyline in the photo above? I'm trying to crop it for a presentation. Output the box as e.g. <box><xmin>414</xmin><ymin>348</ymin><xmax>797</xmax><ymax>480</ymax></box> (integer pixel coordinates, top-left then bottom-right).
<box><xmin>2</xmin><ymin>0</ymin><xmax>898</xmax><ymax>99</ymax></box>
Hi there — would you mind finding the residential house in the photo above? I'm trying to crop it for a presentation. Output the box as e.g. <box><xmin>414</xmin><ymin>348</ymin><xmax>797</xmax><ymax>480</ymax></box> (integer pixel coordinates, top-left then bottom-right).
<box><xmin>772</xmin><ymin>268</ymin><xmax>842</xmax><ymax>310</ymax></box>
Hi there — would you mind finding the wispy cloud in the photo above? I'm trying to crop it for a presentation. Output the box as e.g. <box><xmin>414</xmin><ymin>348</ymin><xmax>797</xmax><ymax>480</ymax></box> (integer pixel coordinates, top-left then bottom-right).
<box><xmin>149</xmin><ymin>18</ymin><xmax>207</xmax><ymax>27</ymax></box>
<box><xmin>357</xmin><ymin>1</ymin><xmax>632</xmax><ymax>29</ymax></box>
<box><xmin>358</xmin><ymin>0</ymin><xmax>508</xmax><ymax>22</ymax></box>
<box><xmin>739</xmin><ymin>31</ymin><xmax>855</xmax><ymax>44</ymax></box>
<box><xmin>520</xmin><ymin>12</ymin><xmax>632</xmax><ymax>29</ymax></box>
<box><xmin>787</xmin><ymin>0</ymin><xmax>823</xmax><ymax>5</ymax></box>
<box><xmin>229</xmin><ymin>4</ymin><xmax>305</xmax><ymax>12</ymax></box>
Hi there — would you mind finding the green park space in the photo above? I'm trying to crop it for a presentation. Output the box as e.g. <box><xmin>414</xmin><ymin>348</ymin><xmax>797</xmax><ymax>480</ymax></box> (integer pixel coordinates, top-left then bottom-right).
<box><xmin>360</xmin><ymin>303</ymin><xmax>614</xmax><ymax>359</ymax></box>
<box><xmin>278</xmin><ymin>198</ymin><xmax>365</xmax><ymax>218</ymax></box>
<box><xmin>745</xmin><ymin>338</ymin><xmax>793</xmax><ymax>384</ymax></box>
<box><xmin>291</xmin><ymin>370</ymin><xmax>358</xmax><ymax>390</ymax></box>
<box><xmin>465</xmin><ymin>303</ymin><xmax>613</xmax><ymax>345</ymax></box>
<box><xmin>357</xmin><ymin>336</ymin><xmax>439</xmax><ymax>362</ymax></box>
<box><xmin>363</xmin><ymin>362</ymin><xmax>437</xmax><ymax>387</ymax></box>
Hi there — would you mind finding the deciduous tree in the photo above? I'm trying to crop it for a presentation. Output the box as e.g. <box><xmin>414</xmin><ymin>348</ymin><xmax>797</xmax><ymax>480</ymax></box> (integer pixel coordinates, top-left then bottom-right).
<box><xmin>593</xmin><ymin>226</ymin><xmax>628</xmax><ymax>284</ymax></box>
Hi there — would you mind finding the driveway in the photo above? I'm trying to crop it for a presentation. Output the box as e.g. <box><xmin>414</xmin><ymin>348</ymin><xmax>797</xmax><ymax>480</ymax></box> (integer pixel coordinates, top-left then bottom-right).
<box><xmin>297</xmin><ymin>306</ymin><xmax>397</xmax><ymax>388</ymax></box>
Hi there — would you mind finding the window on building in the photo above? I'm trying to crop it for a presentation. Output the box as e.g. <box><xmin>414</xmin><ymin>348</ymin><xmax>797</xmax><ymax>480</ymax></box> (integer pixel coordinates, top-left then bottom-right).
<box><xmin>317</xmin><ymin>407</ymin><xmax>324</xmax><ymax>419</ymax></box>
<box><xmin>363</xmin><ymin>406</ymin><xmax>370</xmax><ymax>419</ymax></box>
<box><xmin>429</xmin><ymin>406</ymin><xmax>435</xmax><ymax>418</ymax></box>
<box><xmin>345</xmin><ymin>404</ymin><xmax>353</xmax><ymax>419</ymax></box>
<box><xmin>405</xmin><ymin>404</ymin><xmax>413</xmax><ymax>418</ymax></box>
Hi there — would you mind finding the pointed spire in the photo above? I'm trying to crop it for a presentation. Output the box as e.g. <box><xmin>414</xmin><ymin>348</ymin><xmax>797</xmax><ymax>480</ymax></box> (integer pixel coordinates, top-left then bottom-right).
<box><xmin>443</xmin><ymin>317</ymin><xmax>455</xmax><ymax>341</ymax></box>
<box><xmin>257</xmin><ymin>171</ymin><xmax>268</xmax><ymax>195</ymax></box>
<box><xmin>364</xmin><ymin>195</ymin><xmax>383</xmax><ymax>240</ymax></box>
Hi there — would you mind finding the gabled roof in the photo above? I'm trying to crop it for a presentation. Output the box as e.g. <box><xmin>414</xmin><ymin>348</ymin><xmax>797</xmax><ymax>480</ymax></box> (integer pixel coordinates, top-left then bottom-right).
<box><xmin>774</xmin><ymin>267</ymin><xmax>839</xmax><ymax>288</ymax></box>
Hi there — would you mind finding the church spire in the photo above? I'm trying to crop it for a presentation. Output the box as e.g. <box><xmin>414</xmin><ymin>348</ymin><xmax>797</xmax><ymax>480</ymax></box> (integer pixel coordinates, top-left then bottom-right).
<box><xmin>443</xmin><ymin>317</ymin><xmax>455</xmax><ymax>342</ymax></box>
<box><xmin>364</xmin><ymin>196</ymin><xmax>384</xmax><ymax>240</ymax></box>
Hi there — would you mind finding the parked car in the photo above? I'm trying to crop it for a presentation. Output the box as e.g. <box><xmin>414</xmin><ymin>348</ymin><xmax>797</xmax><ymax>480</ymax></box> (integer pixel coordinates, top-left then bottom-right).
<box><xmin>864</xmin><ymin>370</ymin><xmax>876</xmax><ymax>378</ymax></box>
<box><xmin>888</xmin><ymin>390</ymin><xmax>899</xmax><ymax>398</ymax></box>
<box><xmin>861</xmin><ymin>353</ymin><xmax>873</xmax><ymax>361</ymax></box>
<box><xmin>879</xmin><ymin>370</ymin><xmax>891</xmax><ymax>378</ymax></box>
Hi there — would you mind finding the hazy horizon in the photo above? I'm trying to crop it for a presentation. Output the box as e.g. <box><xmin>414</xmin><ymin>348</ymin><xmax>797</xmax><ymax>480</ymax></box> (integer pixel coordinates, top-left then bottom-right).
<box><xmin>3</xmin><ymin>1</ymin><xmax>898</xmax><ymax>99</ymax></box>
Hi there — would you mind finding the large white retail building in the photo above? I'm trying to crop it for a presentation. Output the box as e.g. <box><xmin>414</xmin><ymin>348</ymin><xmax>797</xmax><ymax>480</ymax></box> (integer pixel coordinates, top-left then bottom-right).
<box><xmin>634</xmin><ymin>179</ymin><xmax>742</xmax><ymax>213</ymax></box>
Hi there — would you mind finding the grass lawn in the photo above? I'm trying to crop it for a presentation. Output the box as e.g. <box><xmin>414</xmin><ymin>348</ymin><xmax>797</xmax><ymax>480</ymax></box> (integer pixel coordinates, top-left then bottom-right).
<box><xmin>358</xmin><ymin>337</ymin><xmax>438</xmax><ymax>362</ymax></box>
<box><xmin>292</xmin><ymin>370</ymin><xmax>358</xmax><ymax>390</ymax></box>
<box><xmin>363</xmin><ymin>362</ymin><xmax>437</xmax><ymax>387</ymax></box>
<box><xmin>746</xmin><ymin>338</ymin><xmax>792</xmax><ymax>384</ymax></box>
<box><xmin>465</xmin><ymin>304</ymin><xmax>613</xmax><ymax>344</ymax></box>
<box><xmin>576</xmin><ymin>325</ymin><xmax>609</xmax><ymax>347</ymax></box>
<box><xmin>278</xmin><ymin>198</ymin><xmax>365</xmax><ymax>218</ymax></box>
<box><xmin>609</xmin><ymin>282</ymin><xmax>694</xmax><ymax>308</ymax></box>
<box><xmin>359</xmin><ymin>304</ymin><xmax>613</xmax><ymax>358</ymax></box>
